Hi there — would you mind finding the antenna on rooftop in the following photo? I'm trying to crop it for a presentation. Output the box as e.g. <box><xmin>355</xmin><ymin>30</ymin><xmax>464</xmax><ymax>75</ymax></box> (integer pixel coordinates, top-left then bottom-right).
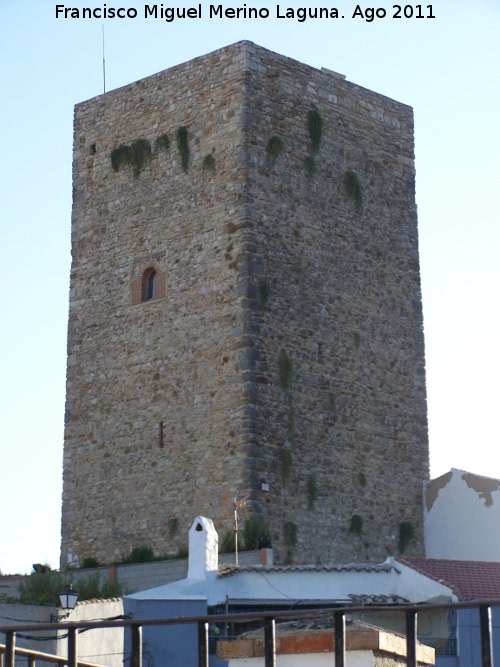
<box><xmin>224</xmin><ymin>491</ymin><xmax>249</xmax><ymax>565</ymax></box>
<box><xmin>102</xmin><ymin>24</ymin><xmax>106</xmax><ymax>94</ymax></box>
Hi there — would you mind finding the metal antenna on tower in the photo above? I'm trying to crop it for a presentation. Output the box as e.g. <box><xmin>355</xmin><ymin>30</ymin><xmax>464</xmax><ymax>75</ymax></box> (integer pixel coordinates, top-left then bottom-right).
<box><xmin>102</xmin><ymin>24</ymin><xmax>106</xmax><ymax>94</ymax></box>
<box><xmin>224</xmin><ymin>492</ymin><xmax>249</xmax><ymax>565</ymax></box>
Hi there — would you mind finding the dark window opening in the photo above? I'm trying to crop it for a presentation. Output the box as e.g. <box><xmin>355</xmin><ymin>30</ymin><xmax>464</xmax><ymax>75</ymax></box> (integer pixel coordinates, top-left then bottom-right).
<box><xmin>146</xmin><ymin>270</ymin><xmax>157</xmax><ymax>300</ymax></box>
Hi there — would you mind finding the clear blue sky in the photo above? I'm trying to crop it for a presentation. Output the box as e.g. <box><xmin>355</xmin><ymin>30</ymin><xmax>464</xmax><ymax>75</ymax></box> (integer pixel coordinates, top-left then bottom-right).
<box><xmin>1</xmin><ymin>0</ymin><xmax>498</xmax><ymax>575</ymax></box>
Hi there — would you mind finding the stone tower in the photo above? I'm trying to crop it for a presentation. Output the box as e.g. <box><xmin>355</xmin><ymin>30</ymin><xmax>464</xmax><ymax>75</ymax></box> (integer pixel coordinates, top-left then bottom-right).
<box><xmin>61</xmin><ymin>41</ymin><xmax>428</xmax><ymax>567</ymax></box>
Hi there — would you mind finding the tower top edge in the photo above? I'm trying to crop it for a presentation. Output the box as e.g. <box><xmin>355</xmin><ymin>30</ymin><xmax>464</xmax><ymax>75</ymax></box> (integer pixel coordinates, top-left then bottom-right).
<box><xmin>74</xmin><ymin>40</ymin><xmax>412</xmax><ymax>112</ymax></box>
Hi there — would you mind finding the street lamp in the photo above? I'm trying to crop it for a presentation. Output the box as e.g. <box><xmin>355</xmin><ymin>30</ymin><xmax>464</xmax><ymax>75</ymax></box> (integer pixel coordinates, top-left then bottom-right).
<box><xmin>59</xmin><ymin>584</ymin><xmax>79</xmax><ymax>610</ymax></box>
<box><xmin>51</xmin><ymin>584</ymin><xmax>79</xmax><ymax>622</ymax></box>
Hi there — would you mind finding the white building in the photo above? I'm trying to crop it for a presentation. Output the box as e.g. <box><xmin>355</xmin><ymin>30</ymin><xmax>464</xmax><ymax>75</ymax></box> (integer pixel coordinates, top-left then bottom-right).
<box><xmin>425</xmin><ymin>468</ymin><xmax>500</xmax><ymax>561</ymax></box>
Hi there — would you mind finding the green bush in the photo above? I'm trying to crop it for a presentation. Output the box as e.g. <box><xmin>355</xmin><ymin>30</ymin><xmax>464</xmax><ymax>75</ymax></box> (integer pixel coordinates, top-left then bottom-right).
<box><xmin>278</xmin><ymin>351</ymin><xmax>293</xmax><ymax>392</ymax></box>
<box><xmin>266</xmin><ymin>136</ymin><xmax>284</xmax><ymax>164</ymax></box>
<box><xmin>168</xmin><ymin>517</ymin><xmax>179</xmax><ymax>537</ymax></box>
<box><xmin>176</xmin><ymin>126</ymin><xmax>190</xmax><ymax>171</ymax></box>
<box><xmin>155</xmin><ymin>133</ymin><xmax>170</xmax><ymax>152</ymax></box>
<box><xmin>111</xmin><ymin>139</ymin><xmax>152</xmax><ymax>177</ymax></box>
<box><xmin>18</xmin><ymin>568</ymin><xmax>124</xmax><ymax>606</ymax></box>
<box><xmin>220</xmin><ymin>530</ymin><xmax>236</xmax><ymax>554</ymax></box>
<box><xmin>280</xmin><ymin>449</ymin><xmax>293</xmax><ymax>484</ymax></box>
<box><xmin>74</xmin><ymin>572</ymin><xmax>124</xmax><ymax>600</ymax></box>
<box><xmin>350</xmin><ymin>514</ymin><xmax>363</xmax><ymax>534</ymax></box>
<box><xmin>399</xmin><ymin>521</ymin><xmax>415</xmax><ymax>553</ymax></box>
<box><xmin>121</xmin><ymin>544</ymin><xmax>155</xmax><ymax>564</ymax></box>
<box><xmin>259</xmin><ymin>278</ymin><xmax>271</xmax><ymax>310</ymax></box>
<box><xmin>283</xmin><ymin>521</ymin><xmax>297</xmax><ymax>548</ymax></box>
<box><xmin>202</xmin><ymin>153</ymin><xmax>216</xmax><ymax>172</ymax></box>
<box><xmin>304</xmin><ymin>156</ymin><xmax>316</xmax><ymax>180</ymax></box>
<box><xmin>307</xmin><ymin>109</ymin><xmax>323</xmax><ymax>152</ymax></box>
<box><xmin>19</xmin><ymin>568</ymin><xmax>63</xmax><ymax>606</ymax></box>
<box><xmin>244</xmin><ymin>516</ymin><xmax>271</xmax><ymax>550</ymax></box>
<box><xmin>307</xmin><ymin>475</ymin><xmax>318</xmax><ymax>510</ymax></box>
<box><xmin>344</xmin><ymin>170</ymin><xmax>363</xmax><ymax>212</ymax></box>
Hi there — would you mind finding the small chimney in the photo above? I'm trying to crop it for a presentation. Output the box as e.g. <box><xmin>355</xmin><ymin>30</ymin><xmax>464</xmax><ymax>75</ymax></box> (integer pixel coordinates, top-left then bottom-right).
<box><xmin>259</xmin><ymin>548</ymin><xmax>273</xmax><ymax>566</ymax></box>
<box><xmin>188</xmin><ymin>516</ymin><xmax>218</xmax><ymax>580</ymax></box>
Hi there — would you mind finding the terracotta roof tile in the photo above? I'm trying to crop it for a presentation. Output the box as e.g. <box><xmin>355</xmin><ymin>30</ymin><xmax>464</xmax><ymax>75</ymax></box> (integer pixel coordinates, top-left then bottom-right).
<box><xmin>217</xmin><ymin>561</ymin><xmax>395</xmax><ymax>578</ymax></box>
<box><xmin>399</xmin><ymin>557</ymin><xmax>500</xmax><ymax>600</ymax></box>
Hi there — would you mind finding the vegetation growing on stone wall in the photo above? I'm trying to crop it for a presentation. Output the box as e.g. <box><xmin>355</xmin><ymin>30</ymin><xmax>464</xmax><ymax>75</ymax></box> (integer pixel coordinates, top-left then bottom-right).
<box><xmin>220</xmin><ymin>530</ymin><xmax>236</xmax><ymax>554</ymax></box>
<box><xmin>259</xmin><ymin>278</ymin><xmax>271</xmax><ymax>311</ymax></box>
<box><xmin>120</xmin><ymin>544</ymin><xmax>188</xmax><ymax>563</ymax></box>
<box><xmin>81</xmin><ymin>556</ymin><xmax>100</xmax><ymax>569</ymax></box>
<box><xmin>244</xmin><ymin>516</ymin><xmax>271</xmax><ymax>550</ymax></box>
<box><xmin>399</xmin><ymin>521</ymin><xmax>415</xmax><ymax>553</ymax></box>
<box><xmin>175</xmin><ymin>546</ymin><xmax>189</xmax><ymax>559</ymax></box>
<box><xmin>283</xmin><ymin>521</ymin><xmax>297</xmax><ymax>548</ymax></box>
<box><xmin>155</xmin><ymin>133</ymin><xmax>170</xmax><ymax>152</ymax></box>
<box><xmin>307</xmin><ymin>109</ymin><xmax>323</xmax><ymax>152</ymax></box>
<box><xmin>304</xmin><ymin>156</ymin><xmax>316</xmax><ymax>180</ymax></box>
<box><xmin>123</xmin><ymin>544</ymin><xmax>165</xmax><ymax>564</ymax></box>
<box><xmin>111</xmin><ymin>145</ymin><xmax>131</xmax><ymax>171</ymax></box>
<box><xmin>283</xmin><ymin>521</ymin><xmax>298</xmax><ymax>563</ymax></box>
<box><xmin>328</xmin><ymin>393</ymin><xmax>338</xmax><ymax>422</ymax></box>
<box><xmin>168</xmin><ymin>517</ymin><xmax>179</xmax><ymax>537</ymax></box>
<box><xmin>359</xmin><ymin>472</ymin><xmax>367</xmax><ymax>487</ymax></box>
<box><xmin>280</xmin><ymin>448</ymin><xmax>293</xmax><ymax>484</ymax></box>
<box><xmin>287</xmin><ymin>408</ymin><xmax>296</xmax><ymax>442</ymax></box>
<box><xmin>202</xmin><ymin>153</ymin><xmax>216</xmax><ymax>172</ymax></box>
<box><xmin>121</xmin><ymin>544</ymin><xmax>155</xmax><ymax>564</ymax></box>
<box><xmin>350</xmin><ymin>514</ymin><xmax>363</xmax><ymax>534</ymax></box>
<box><xmin>220</xmin><ymin>519</ymin><xmax>271</xmax><ymax>553</ymax></box>
<box><xmin>111</xmin><ymin>139</ymin><xmax>152</xmax><ymax>177</ymax></box>
<box><xmin>176</xmin><ymin>126</ymin><xmax>190</xmax><ymax>171</ymax></box>
<box><xmin>307</xmin><ymin>475</ymin><xmax>318</xmax><ymax>510</ymax></box>
<box><xmin>353</xmin><ymin>332</ymin><xmax>361</xmax><ymax>349</ymax></box>
<box><xmin>278</xmin><ymin>351</ymin><xmax>293</xmax><ymax>392</ymax></box>
<box><xmin>344</xmin><ymin>170</ymin><xmax>363</xmax><ymax>212</ymax></box>
<box><xmin>266</xmin><ymin>136</ymin><xmax>284</xmax><ymax>164</ymax></box>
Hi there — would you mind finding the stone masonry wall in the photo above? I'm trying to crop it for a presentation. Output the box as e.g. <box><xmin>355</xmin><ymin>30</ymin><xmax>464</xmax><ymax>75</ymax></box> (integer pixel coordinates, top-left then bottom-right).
<box><xmin>61</xmin><ymin>42</ymin><xmax>428</xmax><ymax>567</ymax></box>
<box><xmin>234</xmin><ymin>43</ymin><xmax>428</xmax><ymax>563</ymax></box>
<box><xmin>62</xmin><ymin>43</ymin><xmax>253</xmax><ymax>566</ymax></box>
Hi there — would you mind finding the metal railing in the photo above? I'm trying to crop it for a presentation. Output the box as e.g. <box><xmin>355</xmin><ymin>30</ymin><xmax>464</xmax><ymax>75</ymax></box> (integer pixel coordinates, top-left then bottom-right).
<box><xmin>0</xmin><ymin>643</ymin><xmax>107</xmax><ymax>667</ymax></box>
<box><xmin>1</xmin><ymin>599</ymin><xmax>498</xmax><ymax>667</ymax></box>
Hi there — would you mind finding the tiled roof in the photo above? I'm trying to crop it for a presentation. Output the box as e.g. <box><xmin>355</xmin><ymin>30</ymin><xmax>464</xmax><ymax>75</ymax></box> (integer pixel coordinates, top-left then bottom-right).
<box><xmin>399</xmin><ymin>557</ymin><xmax>500</xmax><ymax>600</ymax></box>
<box><xmin>348</xmin><ymin>593</ymin><xmax>407</xmax><ymax>604</ymax></box>
<box><xmin>218</xmin><ymin>561</ymin><xmax>395</xmax><ymax>578</ymax></box>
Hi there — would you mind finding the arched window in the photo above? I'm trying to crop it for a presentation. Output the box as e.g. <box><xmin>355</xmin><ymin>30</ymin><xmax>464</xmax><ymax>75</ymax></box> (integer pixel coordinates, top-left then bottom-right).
<box><xmin>144</xmin><ymin>269</ymin><xmax>157</xmax><ymax>301</ymax></box>
<box><xmin>133</xmin><ymin>262</ymin><xmax>164</xmax><ymax>305</ymax></box>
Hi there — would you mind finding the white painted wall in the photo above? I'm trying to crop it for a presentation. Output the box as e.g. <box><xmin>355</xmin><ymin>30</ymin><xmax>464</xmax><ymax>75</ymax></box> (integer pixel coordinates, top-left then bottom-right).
<box><xmin>188</xmin><ymin>516</ymin><xmax>218</xmax><ymax>579</ymax></box>
<box><xmin>130</xmin><ymin>558</ymin><xmax>454</xmax><ymax>606</ymax></box>
<box><xmin>57</xmin><ymin>599</ymin><xmax>125</xmax><ymax>667</ymax></box>
<box><xmin>228</xmin><ymin>650</ymin><xmax>373</xmax><ymax>667</ymax></box>
<box><xmin>425</xmin><ymin>469</ymin><xmax>500</xmax><ymax>561</ymax></box>
<box><xmin>0</xmin><ymin>602</ymin><xmax>58</xmax><ymax>659</ymax></box>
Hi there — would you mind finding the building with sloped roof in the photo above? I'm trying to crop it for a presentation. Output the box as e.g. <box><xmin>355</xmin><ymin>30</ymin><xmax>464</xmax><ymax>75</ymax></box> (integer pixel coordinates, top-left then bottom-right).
<box><xmin>425</xmin><ymin>469</ymin><xmax>500</xmax><ymax>562</ymax></box>
<box><xmin>123</xmin><ymin>517</ymin><xmax>453</xmax><ymax>665</ymax></box>
<box><xmin>400</xmin><ymin>557</ymin><xmax>500</xmax><ymax>600</ymax></box>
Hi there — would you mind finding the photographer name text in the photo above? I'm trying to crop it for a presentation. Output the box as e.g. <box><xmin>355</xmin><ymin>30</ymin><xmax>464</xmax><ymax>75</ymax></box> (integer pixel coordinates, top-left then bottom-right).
<box><xmin>55</xmin><ymin>4</ymin><xmax>436</xmax><ymax>22</ymax></box>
